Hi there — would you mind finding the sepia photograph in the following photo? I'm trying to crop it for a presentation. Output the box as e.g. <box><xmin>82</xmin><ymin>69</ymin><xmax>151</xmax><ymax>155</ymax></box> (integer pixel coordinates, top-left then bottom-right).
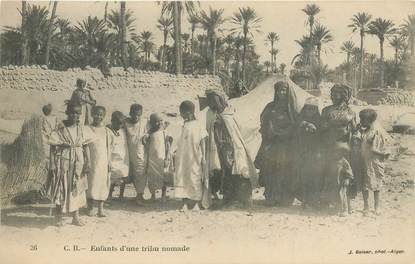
<box><xmin>0</xmin><ymin>0</ymin><xmax>414</xmax><ymax>263</ymax></box>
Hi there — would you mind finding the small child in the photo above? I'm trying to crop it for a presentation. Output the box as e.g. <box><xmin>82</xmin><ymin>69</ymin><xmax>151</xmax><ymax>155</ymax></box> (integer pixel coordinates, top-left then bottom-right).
<box><xmin>41</xmin><ymin>103</ymin><xmax>59</xmax><ymax>138</ymax></box>
<box><xmin>124</xmin><ymin>104</ymin><xmax>148</xmax><ymax>206</ymax></box>
<box><xmin>358</xmin><ymin>109</ymin><xmax>389</xmax><ymax>216</ymax></box>
<box><xmin>108</xmin><ymin>111</ymin><xmax>130</xmax><ymax>200</ymax></box>
<box><xmin>174</xmin><ymin>101</ymin><xmax>208</xmax><ymax>211</ymax></box>
<box><xmin>320</xmin><ymin>142</ymin><xmax>354</xmax><ymax>217</ymax></box>
<box><xmin>142</xmin><ymin>113</ymin><xmax>173</xmax><ymax>203</ymax></box>
<box><xmin>86</xmin><ymin>106</ymin><xmax>113</xmax><ymax>217</ymax></box>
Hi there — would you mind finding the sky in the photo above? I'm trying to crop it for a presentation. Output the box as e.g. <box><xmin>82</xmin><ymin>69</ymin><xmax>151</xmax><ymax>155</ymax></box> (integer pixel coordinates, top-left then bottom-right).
<box><xmin>0</xmin><ymin>0</ymin><xmax>414</xmax><ymax>70</ymax></box>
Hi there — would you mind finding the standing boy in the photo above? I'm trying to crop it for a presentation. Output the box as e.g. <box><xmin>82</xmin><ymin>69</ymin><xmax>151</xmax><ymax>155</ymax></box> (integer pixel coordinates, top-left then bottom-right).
<box><xmin>174</xmin><ymin>101</ymin><xmax>209</xmax><ymax>211</ymax></box>
<box><xmin>125</xmin><ymin>104</ymin><xmax>148</xmax><ymax>205</ymax></box>
<box><xmin>142</xmin><ymin>113</ymin><xmax>173</xmax><ymax>202</ymax></box>
<box><xmin>108</xmin><ymin>111</ymin><xmax>130</xmax><ymax>199</ymax></box>
<box><xmin>87</xmin><ymin>106</ymin><xmax>113</xmax><ymax>217</ymax></box>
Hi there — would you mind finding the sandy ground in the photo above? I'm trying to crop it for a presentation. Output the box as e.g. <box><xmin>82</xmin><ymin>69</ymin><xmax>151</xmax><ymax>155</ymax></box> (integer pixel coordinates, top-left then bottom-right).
<box><xmin>0</xmin><ymin>133</ymin><xmax>414</xmax><ymax>264</ymax></box>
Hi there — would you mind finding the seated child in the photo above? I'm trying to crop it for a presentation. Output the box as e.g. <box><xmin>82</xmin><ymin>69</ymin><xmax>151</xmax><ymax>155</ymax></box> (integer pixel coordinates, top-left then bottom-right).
<box><xmin>320</xmin><ymin>142</ymin><xmax>354</xmax><ymax>217</ymax></box>
<box><xmin>358</xmin><ymin>109</ymin><xmax>389</xmax><ymax>216</ymax></box>
<box><xmin>107</xmin><ymin>111</ymin><xmax>130</xmax><ymax>199</ymax></box>
<box><xmin>87</xmin><ymin>106</ymin><xmax>114</xmax><ymax>217</ymax></box>
<box><xmin>174</xmin><ymin>101</ymin><xmax>208</xmax><ymax>211</ymax></box>
<box><xmin>142</xmin><ymin>113</ymin><xmax>173</xmax><ymax>203</ymax></box>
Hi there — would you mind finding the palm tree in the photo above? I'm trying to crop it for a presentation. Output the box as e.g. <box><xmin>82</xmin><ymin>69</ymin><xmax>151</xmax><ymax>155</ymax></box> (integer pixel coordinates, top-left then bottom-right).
<box><xmin>44</xmin><ymin>1</ymin><xmax>58</xmax><ymax>66</ymax></box>
<box><xmin>120</xmin><ymin>1</ymin><xmax>127</xmax><ymax>69</ymax></box>
<box><xmin>182</xmin><ymin>33</ymin><xmax>190</xmax><ymax>53</ymax></box>
<box><xmin>309</xmin><ymin>63</ymin><xmax>328</xmax><ymax>89</ymax></box>
<box><xmin>302</xmin><ymin>4</ymin><xmax>320</xmax><ymax>39</ymax></box>
<box><xmin>264</xmin><ymin>61</ymin><xmax>271</xmax><ymax>73</ymax></box>
<box><xmin>349</xmin><ymin>12</ymin><xmax>372</xmax><ymax>90</ymax></box>
<box><xmin>160</xmin><ymin>1</ymin><xmax>199</xmax><ymax>74</ymax></box>
<box><xmin>266</xmin><ymin>32</ymin><xmax>279</xmax><ymax>72</ymax></box>
<box><xmin>21</xmin><ymin>1</ymin><xmax>28</xmax><ymax>65</ymax></box>
<box><xmin>230</xmin><ymin>7</ymin><xmax>262</xmax><ymax>82</ymax></box>
<box><xmin>188</xmin><ymin>14</ymin><xmax>199</xmax><ymax>55</ymax></box>
<box><xmin>134</xmin><ymin>30</ymin><xmax>155</xmax><ymax>63</ymax></box>
<box><xmin>157</xmin><ymin>16</ymin><xmax>173</xmax><ymax>71</ymax></box>
<box><xmin>270</xmin><ymin>48</ymin><xmax>279</xmax><ymax>72</ymax></box>
<box><xmin>340</xmin><ymin>40</ymin><xmax>355</xmax><ymax>80</ymax></box>
<box><xmin>340</xmin><ymin>40</ymin><xmax>355</xmax><ymax>66</ymax></box>
<box><xmin>400</xmin><ymin>14</ymin><xmax>415</xmax><ymax>57</ymax></box>
<box><xmin>198</xmin><ymin>7</ymin><xmax>226</xmax><ymax>75</ymax></box>
<box><xmin>312</xmin><ymin>23</ymin><xmax>333</xmax><ymax>64</ymax></box>
<box><xmin>389</xmin><ymin>35</ymin><xmax>405</xmax><ymax>65</ymax></box>
<box><xmin>107</xmin><ymin>8</ymin><xmax>136</xmax><ymax>66</ymax></box>
<box><xmin>368</xmin><ymin>18</ymin><xmax>397</xmax><ymax>88</ymax></box>
<box><xmin>279</xmin><ymin>63</ymin><xmax>286</xmax><ymax>75</ymax></box>
<box><xmin>292</xmin><ymin>35</ymin><xmax>314</xmax><ymax>66</ymax></box>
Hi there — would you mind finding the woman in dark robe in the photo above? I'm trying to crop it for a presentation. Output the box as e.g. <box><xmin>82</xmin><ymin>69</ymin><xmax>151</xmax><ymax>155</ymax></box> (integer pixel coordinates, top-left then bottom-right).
<box><xmin>255</xmin><ymin>81</ymin><xmax>302</xmax><ymax>206</ymax></box>
<box><xmin>206</xmin><ymin>90</ymin><xmax>258</xmax><ymax>208</ymax></box>
<box><xmin>320</xmin><ymin>84</ymin><xmax>357</xmax><ymax>211</ymax></box>
<box><xmin>292</xmin><ymin>98</ymin><xmax>322</xmax><ymax>208</ymax></box>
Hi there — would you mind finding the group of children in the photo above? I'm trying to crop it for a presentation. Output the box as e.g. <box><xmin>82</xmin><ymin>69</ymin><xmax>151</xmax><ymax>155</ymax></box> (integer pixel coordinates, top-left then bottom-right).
<box><xmin>40</xmin><ymin>80</ymin><xmax>390</xmax><ymax>226</ymax></box>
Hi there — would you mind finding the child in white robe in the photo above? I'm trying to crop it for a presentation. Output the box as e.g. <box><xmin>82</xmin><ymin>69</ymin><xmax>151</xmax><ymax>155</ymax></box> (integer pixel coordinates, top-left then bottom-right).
<box><xmin>142</xmin><ymin>113</ymin><xmax>173</xmax><ymax>202</ymax></box>
<box><xmin>174</xmin><ymin>101</ymin><xmax>209</xmax><ymax>211</ymax></box>
<box><xmin>125</xmin><ymin>104</ymin><xmax>148</xmax><ymax>206</ymax></box>
<box><xmin>108</xmin><ymin>111</ymin><xmax>130</xmax><ymax>199</ymax></box>
<box><xmin>87</xmin><ymin>106</ymin><xmax>113</xmax><ymax>217</ymax></box>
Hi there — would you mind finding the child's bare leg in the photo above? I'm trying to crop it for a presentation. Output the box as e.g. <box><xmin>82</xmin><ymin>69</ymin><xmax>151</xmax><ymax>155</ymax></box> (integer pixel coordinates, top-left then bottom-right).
<box><xmin>363</xmin><ymin>190</ymin><xmax>369</xmax><ymax>216</ymax></box>
<box><xmin>119</xmin><ymin>182</ymin><xmax>126</xmax><ymax>199</ymax></box>
<box><xmin>87</xmin><ymin>199</ymin><xmax>95</xmax><ymax>216</ymax></box>
<box><xmin>108</xmin><ymin>184</ymin><xmax>115</xmax><ymax>199</ymax></box>
<box><xmin>339</xmin><ymin>187</ymin><xmax>347</xmax><ymax>217</ymax></box>
<box><xmin>161</xmin><ymin>186</ymin><xmax>167</xmax><ymax>202</ymax></box>
<box><xmin>374</xmin><ymin>191</ymin><xmax>381</xmax><ymax>215</ymax></box>
<box><xmin>179</xmin><ymin>198</ymin><xmax>189</xmax><ymax>212</ymax></box>
<box><xmin>347</xmin><ymin>196</ymin><xmax>352</xmax><ymax>214</ymax></box>
<box><xmin>98</xmin><ymin>201</ymin><xmax>106</xmax><ymax>217</ymax></box>
<box><xmin>72</xmin><ymin>210</ymin><xmax>84</xmax><ymax>226</ymax></box>
<box><xmin>55</xmin><ymin>205</ymin><xmax>63</xmax><ymax>226</ymax></box>
<box><xmin>150</xmin><ymin>191</ymin><xmax>156</xmax><ymax>202</ymax></box>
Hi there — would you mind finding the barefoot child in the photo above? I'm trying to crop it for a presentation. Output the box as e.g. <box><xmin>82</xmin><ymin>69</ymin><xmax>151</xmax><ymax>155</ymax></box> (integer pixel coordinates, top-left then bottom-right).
<box><xmin>174</xmin><ymin>101</ymin><xmax>209</xmax><ymax>211</ymax></box>
<box><xmin>45</xmin><ymin>100</ymin><xmax>96</xmax><ymax>226</ymax></box>
<box><xmin>108</xmin><ymin>111</ymin><xmax>130</xmax><ymax>199</ymax></box>
<box><xmin>320</xmin><ymin>142</ymin><xmax>354</xmax><ymax>216</ymax></box>
<box><xmin>358</xmin><ymin>109</ymin><xmax>389</xmax><ymax>216</ymax></box>
<box><xmin>124</xmin><ymin>104</ymin><xmax>148</xmax><ymax>206</ymax></box>
<box><xmin>142</xmin><ymin>113</ymin><xmax>173</xmax><ymax>202</ymax></box>
<box><xmin>86</xmin><ymin>106</ymin><xmax>114</xmax><ymax>217</ymax></box>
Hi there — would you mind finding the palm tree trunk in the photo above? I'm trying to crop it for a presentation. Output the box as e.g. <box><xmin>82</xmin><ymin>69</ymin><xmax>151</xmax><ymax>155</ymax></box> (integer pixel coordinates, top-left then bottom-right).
<box><xmin>21</xmin><ymin>0</ymin><xmax>28</xmax><ymax>65</ymax></box>
<box><xmin>395</xmin><ymin>47</ymin><xmax>398</xmax><ymax>66</ymax></box>
<box><xmin>212</xmin><ymin>35</ymin><xmax>217</xmax><ymax>75</ymax></box>
<box><xmin>359</xmin><ymin>32</ymin><xmax>364</xmax><ymax>91</ymax></box>
<box><xmin>380</xmin><ymin>39</ymin><xmax>384</xmax><ymax>88</ymax></box>
<box><xmin>270</xmin><ymin>42</ymin><xmax>274</xmax><ymax>72</ymax></box>
<box><xmin>242</xmin><ymin>32</ymin><xmax>247</xmax><ymax>82</ymax></box>
<box><xmin>45</xmin><ymin>1</ymin><xmax>58</xmax><ymax>67</ymax></box>
<box><xmin>104</xmin><ymin>1</ymin><xmax>109</xmax><ymax>23</ymax></box>
<box><xmin>173</xmin><ymin>1</ymin><xmax>181</xmax><ymax>74</ymax></box>
<box><xmin>120</xmin><ymin>1</ymin><xmax>128</xmax><ymax>70</ymax></box>
<box><xmin>161</xmin><ymin>32</ymin><xmax>168</xmax><ymax>71</ymax></box>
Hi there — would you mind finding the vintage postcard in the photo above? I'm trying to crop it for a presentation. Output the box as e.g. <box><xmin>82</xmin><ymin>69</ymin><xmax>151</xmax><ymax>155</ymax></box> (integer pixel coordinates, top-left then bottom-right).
<box><xmin>0</xmin><ymin>0</ymin><xmax>414</xmax><ymax>263</ymax></box>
